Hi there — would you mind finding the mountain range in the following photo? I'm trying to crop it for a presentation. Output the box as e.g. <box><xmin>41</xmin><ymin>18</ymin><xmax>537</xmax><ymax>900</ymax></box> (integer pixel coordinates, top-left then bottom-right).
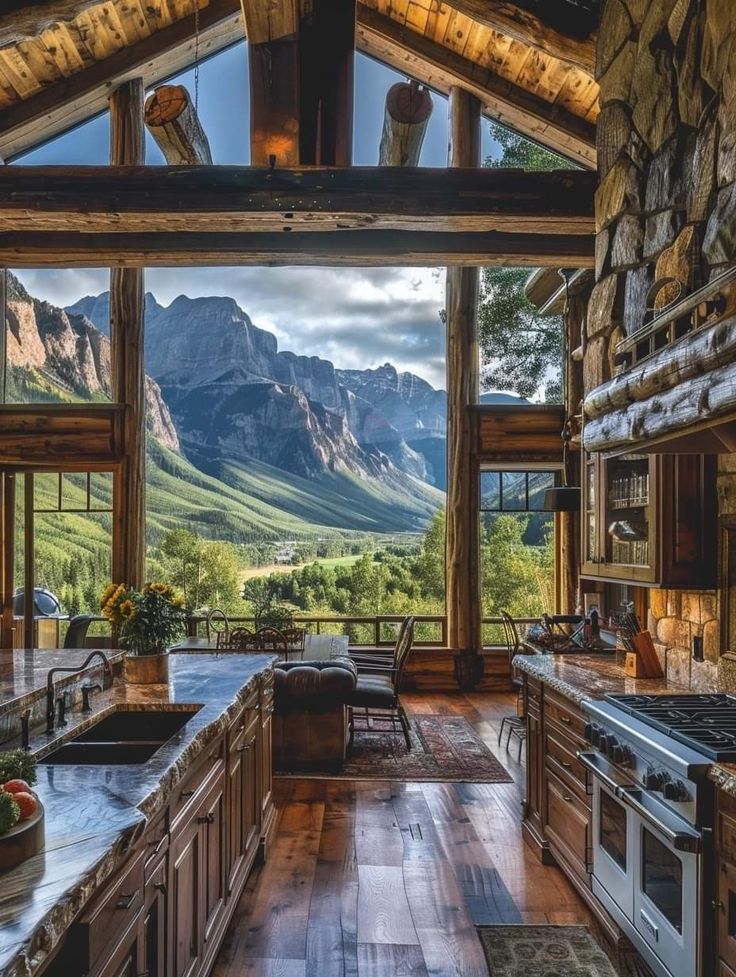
<box><xmin>6</xmin><ymin>273</ymin><xmax>523</xmax><ymax>545</ymax></box>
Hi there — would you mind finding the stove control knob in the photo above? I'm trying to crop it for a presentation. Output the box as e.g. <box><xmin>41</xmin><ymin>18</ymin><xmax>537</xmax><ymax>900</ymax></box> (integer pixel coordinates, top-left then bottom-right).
<box><xmin>663</xmin><ymin>780</ymin><xmax>690</xmax><ymax>802</ymax></box>
<box><xmin>644</xmin><ymin>770</ymin><xmax>669</xmax><ymax>791</ymax></box>
<box><xmin>611</xmin><ymin>744</ymin><xmax>630</xmax><ymax>765</ymax></box>
<box><xmin>584</xmin><ymin>722</ymin><xmax>600</xmax><ymax>746</ymax></box>
<box><xmin>604</xmin><ymin>736</ymin><xmax>619</xmax><ymax>757</ymax></box>
<box><xmin>598</xmin><ymin>734</ymin><xmax>609</xmax><ymax>753</ymax></box>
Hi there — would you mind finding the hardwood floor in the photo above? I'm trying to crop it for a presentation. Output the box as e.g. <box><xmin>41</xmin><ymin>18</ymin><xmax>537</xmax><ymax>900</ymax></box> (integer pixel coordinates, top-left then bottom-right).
<box><xmin>212</xmin><ymin>691</ymin><xmax>594</xmax><ymax>977</ymax></box>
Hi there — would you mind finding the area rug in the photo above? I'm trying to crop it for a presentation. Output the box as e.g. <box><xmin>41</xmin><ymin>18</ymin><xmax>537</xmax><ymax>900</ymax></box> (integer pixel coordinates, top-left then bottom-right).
<box><xmin>274</xmin><ymin>713</ymin><xmax>513</xmax><ymax>783</ymax></box>
<box><xmin>477</xmin><ymin>925</ymin><xmax>620</xmax><ymax>977</ymax></box>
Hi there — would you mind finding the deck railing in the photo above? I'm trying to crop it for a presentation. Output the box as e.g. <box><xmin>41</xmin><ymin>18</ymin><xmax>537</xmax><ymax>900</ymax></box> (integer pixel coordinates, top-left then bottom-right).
<box><xmin>184</xmin><ymin>613</ymin><xmax>539</xmax><ymax>649</ymax></box>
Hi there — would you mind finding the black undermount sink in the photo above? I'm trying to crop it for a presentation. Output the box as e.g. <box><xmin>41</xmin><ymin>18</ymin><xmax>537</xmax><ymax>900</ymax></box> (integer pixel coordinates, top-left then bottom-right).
<box><xmin>40</xmin><ymin>707</ymin><xmax>202</xmax><ymax>766</ymax></box>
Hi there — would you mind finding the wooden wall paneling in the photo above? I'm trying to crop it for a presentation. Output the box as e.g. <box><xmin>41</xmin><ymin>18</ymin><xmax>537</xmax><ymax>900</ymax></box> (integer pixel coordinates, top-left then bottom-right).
<box><xmin>0</xmin><ymin>406</ymin><xmax>125</xmax><ymax>466</ymax></box>
<box><xmin>109</xmin><ymin>78</ymin><xmax>145</xmax><ymax>589</ymax></box>
<box><xmin>446</xmin><ymin>87</ymin><xmax>481</xmax><ymax>664</ymax></box>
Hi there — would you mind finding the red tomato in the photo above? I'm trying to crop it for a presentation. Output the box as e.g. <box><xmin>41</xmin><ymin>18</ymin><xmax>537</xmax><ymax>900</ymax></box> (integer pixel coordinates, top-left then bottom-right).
<box><xmin>13</xmin><ymin>791</ymin><xmax>37</xmax><ymax>822</ymax></box>
<box><xmin>2</xmin><ymin>780</ymin><xmax>31</xmax><ymax>795</ymax></box>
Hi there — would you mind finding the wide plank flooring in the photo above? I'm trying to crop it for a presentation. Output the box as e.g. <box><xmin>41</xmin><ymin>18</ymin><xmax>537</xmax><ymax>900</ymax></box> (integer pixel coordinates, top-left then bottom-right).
<box><xmin>213</xmin><ymin>691</ymin><xmax>593</xmax><ymax>977</ymax></box>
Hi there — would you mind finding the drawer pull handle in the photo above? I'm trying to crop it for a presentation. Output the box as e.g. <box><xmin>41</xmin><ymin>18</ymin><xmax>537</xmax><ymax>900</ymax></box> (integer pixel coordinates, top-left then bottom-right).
<box><xmin>197</xmin><ymin>812</ymin><xmax>215</xmax><ymax>825</ymax></box>
<box><xmin>560</xmin><ymin>761</ymin><xmax>572</xmax><ymax>770</ymax></box>
<box><xmin>115</xmin><ymin>892</ymin><xmax>136</xmax><ymax>910</ymax></box>
<box><xmin>239</xmin><ymin>736</ymin><xmax>257</xmax><ymax>753</ymax></box>
<box><xmin>559</xmin><ymin>716</ymin><xmax>572</xmax><ymax>725</ymax></box>
<box><xmin>181</xmin><ymin>789</ymin><xmax>195</xmax><ymax>799</ymax></box>
<box><xmin>154</xmin><ymin>882</ymin><xmax>167</xmax><ymax>895</ymax></box>
<box><xmin>562</xmin><ymin>792</ymin><xmax>573</xmax><ymax>802</ymax></box>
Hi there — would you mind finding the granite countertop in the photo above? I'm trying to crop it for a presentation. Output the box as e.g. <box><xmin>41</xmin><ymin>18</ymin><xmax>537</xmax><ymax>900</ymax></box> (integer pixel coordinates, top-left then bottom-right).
<box><xmin>513</xmin><ymin>652</ymin><xmax>736</xmax><ymax>800</ymax></box>
<box><xmin>0</xmin><ymin>652</ymin><xmax>275</xmax><ymax>977</ymax></box>
<box><xmin>512</xmin><ymin>652</ymin><xmax>692</xmax><ymax>705</ymax></box>
<box><xmin>0</xmin><ymin>649</ymin><xmax>126</xmax><ymax>717</ymax></box>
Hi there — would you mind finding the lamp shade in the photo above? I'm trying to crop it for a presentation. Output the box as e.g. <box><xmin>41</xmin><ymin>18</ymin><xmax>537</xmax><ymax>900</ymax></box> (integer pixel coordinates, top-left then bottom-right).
<box><xmin>543</xmin><ymin>486</ymin><xmax>581</xmax><ymax>512</ymax></box>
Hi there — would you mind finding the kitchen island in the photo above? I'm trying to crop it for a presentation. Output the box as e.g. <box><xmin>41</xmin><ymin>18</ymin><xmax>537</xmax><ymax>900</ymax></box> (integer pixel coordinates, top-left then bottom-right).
<box><xmin>0</xmin><ymin>652</ymin><xmax>277</xmax><ymax>977</ymax></box>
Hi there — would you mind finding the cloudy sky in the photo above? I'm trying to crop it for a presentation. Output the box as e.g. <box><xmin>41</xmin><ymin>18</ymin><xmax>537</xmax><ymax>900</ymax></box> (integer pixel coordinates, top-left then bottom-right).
<box><xmin>14</xmin><ymin>45</ymin><xmax>500</xmax><ymax>390</ymax></box>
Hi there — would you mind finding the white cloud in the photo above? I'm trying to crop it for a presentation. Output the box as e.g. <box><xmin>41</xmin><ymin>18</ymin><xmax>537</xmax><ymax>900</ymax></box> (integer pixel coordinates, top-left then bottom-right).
<box><xmin>13</xmin><ymin>265</ymin><xmax>448</xmax><ymax>388</ymax></box>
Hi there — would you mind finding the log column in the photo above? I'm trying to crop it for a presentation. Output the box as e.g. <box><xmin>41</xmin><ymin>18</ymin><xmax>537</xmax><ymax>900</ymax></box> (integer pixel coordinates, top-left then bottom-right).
<box><xmin>109</xmin><ymin>79</ymin><xmax>146</xmax><ymax>588</ymax></box>
<box><xmin>445</xmin><ymin>88</ymin><xmax>481</xmax><ymax>684</ymax></box>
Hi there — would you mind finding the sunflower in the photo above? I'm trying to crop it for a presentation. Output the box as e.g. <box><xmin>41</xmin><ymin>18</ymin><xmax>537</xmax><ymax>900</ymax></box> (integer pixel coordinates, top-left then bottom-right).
<box><xmin>119</xmin><ymin>599</ymin><xmax>136</xmax><ymax>619</ymax></box>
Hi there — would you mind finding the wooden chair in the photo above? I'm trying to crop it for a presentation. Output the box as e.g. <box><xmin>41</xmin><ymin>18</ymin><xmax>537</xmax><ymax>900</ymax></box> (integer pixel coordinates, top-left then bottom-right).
<box><xmin>206</xmin><ymin>608</ymin><xmax>231</xmax><ymax>648</ymax></box>
<box><xmin>498</xmin><ymin>611</ymin><xmax>526</xmax><ymax>760</ymax></box>
<box><xmin>346</xmin><ymin>617</ymin><xmax>409</xmax><ymax>672</ymax></box>
<box><xmin>256</xmin><ymin>626</ymin><xmax>289</xmax><ymax>659</ymax></box>
<box><xmin>217</xmin><ymin>627</ymin><xmax>264</xmax><ymax>652</ymax></box>
<box><xmin>346</xmin><ymin>616</ymin><xmax>415</xmax><ymax>751</ymax></box>
<box><xmin>279</xmin><ymin>627</ymin><xmax>306</xmax><ymax>660</ymax></box>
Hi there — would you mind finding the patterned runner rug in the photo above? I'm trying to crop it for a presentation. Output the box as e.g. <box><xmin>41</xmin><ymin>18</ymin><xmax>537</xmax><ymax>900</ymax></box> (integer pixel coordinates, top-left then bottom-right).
<box><xmin>274</xmin><ymin>713</ymin><xmax>513</xmax><ymax>782</ymax></box>
<box><xmin>477</xmin><ymin>925</ymin><xmax>621</xmax><ymax>977</ymax></box>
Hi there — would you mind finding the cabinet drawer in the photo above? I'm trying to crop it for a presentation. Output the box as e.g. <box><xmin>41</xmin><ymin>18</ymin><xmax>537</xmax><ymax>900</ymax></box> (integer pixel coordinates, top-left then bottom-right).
<box><xmin>544</xmin><ymin>769</ymin><xmax>592</xmax><ymax>885</ymax></box>
<box><xmin>171</xmin><ymin>737</ymin><xmax>225</xmax><ymax>828</ymax></box>
<box><xmin>544</xmin><ymin>725</ymin><xmax>589</xmax><ymax>799</ymax></box>
<box><xmin>525</xmin><ymin>678</ymin><xmax>541</xmax><ymax>719</ymax></box>
<box><xmin>74</xmin><ymin>848</ymin><xmax>145</xmax><ymax>974</ymax></box>
<box><xmin>544</xmin><ymin>689</ymin><xmax>586</xmax><ymax>741</ymax></box>
<box><xmin>141</xmin><ymin>809</ymin><xmax>168</xmax><ymax>872</ymax></box>
<box><xmin>718</xmin><ymin>857</ymin><xmax>736</xmax><ymax>973</ymax></box>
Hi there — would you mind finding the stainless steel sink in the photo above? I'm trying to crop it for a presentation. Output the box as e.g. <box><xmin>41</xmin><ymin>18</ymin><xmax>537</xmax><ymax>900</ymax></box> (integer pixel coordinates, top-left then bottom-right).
<box><xmin>40</xmin><ymin>707</ymin><xmax>202</xmax><ymax>766</ymax></box>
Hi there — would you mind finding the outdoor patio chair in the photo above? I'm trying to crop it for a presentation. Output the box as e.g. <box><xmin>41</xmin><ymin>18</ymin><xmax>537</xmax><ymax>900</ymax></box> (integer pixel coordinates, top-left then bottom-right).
<box><xmin>217</xmin><ymin>627</ymin><xmax>264</xmax><ymax>652</ymax></box>
<box><xmin>279</xmin><ymin>627</ymin><xmax>306</xmax><ymax>659</ymax></box>
<box><xmin>256</xmin><ymin>626</ymin><xmax>289</xmax><ymax>659</ymax></box>
<box><xmin>498</xmin><ymin>610</ymin><xmax>526</xmax><ymax>761</ymax></box>
<box><xmin>63</xmin><ymin>614</ymin><xmax>94</xmax><ymax>649</ymax></box>
<box><xmin>346</xmin><ymin>616</ymin><xmax>415</xmax><ymax>752</ymax></box>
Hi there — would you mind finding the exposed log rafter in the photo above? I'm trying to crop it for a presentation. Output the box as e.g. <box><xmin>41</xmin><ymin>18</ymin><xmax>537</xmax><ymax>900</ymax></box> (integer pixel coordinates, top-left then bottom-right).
<box><xmin>357</xmin><ymin>5</ymin><xmax>597</xmax><ymax>168</ymax></box>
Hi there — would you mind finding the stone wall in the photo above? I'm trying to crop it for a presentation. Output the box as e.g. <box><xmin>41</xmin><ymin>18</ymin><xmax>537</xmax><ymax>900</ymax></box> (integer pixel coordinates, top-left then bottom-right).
<box><xmin>588</xmin><ymin>0</ymin><xmax>736</xmax><ymax>689</ymax></box>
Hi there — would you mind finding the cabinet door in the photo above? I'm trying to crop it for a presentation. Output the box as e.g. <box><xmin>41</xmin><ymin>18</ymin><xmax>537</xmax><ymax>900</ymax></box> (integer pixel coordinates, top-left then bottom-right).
<box><xmin>718</xmin><ymin>857</ymin><xmax>736</xmax><ymax>973</ymax></box>
<box><xmin>242</xmin><ymin>723</ymin><xmax>260</xmax><ymax>864</ymax></box>
<box><xmin>170</xmin><ymin>817</ymin><xmax>202</xmax><ymax>977</ymax></box>
<box><xmin>94</xmin><ymin>913</ymin><xmax>141</xmax><ymax>977</ymax></box>
<box><xmin>260</xmin><ymin>707</ymin><xmax>273</xmax><ymax>822</ymax></box>
<box><xmin>227</xmin><ymin>729</ymin><xmax>246</xmax><ymax>895</ymax></box>
<box><xmin>202</xmin><ymin>778</ymin><xmax>227</xmax><ymax>950</ymax></box>
<box><xmin>142</xmin><ymin>857</ymin><xmax>167</xmax><ymax>977</ymax></box>
<box><xmin>582</xmin><ymin>453</ymin><xmax>601</xmax><ymax>574</ymax></box>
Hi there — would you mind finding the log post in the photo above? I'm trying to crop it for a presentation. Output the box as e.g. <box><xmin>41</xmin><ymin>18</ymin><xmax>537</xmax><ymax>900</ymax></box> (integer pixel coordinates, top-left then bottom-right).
<box><xmin>144</xmin><ymin>85</ymin><xmax>213</xmax><ymax>164</ymax></box>
<box><xmin>378</xmin><ymin>81</ymin><xmax>433</xmax><ymax>166</ymax></box>
<box><xmin>445</xmin><ymin>87</ymin><xmax>481</xmax><ymax>685</ymax></box>
<box><xmin>0</xmin><ymin>473</ymin><xmax>15</xmax><ymax>650</ymax></box>
<box><xmin>109</xmin><ymin>79</ymin><xmax>146</xmax><ymax>589</ymax></box>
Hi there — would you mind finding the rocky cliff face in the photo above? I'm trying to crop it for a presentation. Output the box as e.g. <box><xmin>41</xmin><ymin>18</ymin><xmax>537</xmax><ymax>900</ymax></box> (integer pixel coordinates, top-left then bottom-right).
<box><xmin>68</xmin><ymin>289</ymin><xmax>448</xmax><ymax>487</ymax></box>
<box><xmin>6</xmin><ymin>274</ymin><xmax>179</xmax><ymax>451</ymax></box>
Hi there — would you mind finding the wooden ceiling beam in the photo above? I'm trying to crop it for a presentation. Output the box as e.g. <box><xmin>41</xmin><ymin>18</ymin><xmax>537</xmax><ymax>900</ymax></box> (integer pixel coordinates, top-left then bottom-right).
<box><xmin>0</xmin><ymin>165</ymin><xmax>595</xmax><ymax>234</ymax></box>
<box><xmin>0</xmin><ymin>0</ymin><xmax>243</xmax><ymax>161</ymax></box>
<box><xmin>443</xmin><ymin>1</ymin><xmax>596</xmax><ymax>74</ymax></box>
<box><xmin>356</xmin><ymin>5</ymin><xmax>596</xmax><ymax>168</ymax></box>
<box><xmin>0</xmin><ymin>229</ymin><xmax>594</xmax><ymax>268</ymax></box>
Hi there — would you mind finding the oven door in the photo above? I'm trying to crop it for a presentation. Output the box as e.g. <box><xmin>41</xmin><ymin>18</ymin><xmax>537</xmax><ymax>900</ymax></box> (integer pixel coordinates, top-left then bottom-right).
<box><xmin>621</xmin><ymin>787</ymin><xmax>701</xmax><ymax>977</ymax></box>
<box><xmin>587</xmin><ymin>756</ymin><xmax>636</xmax><ymax>919</ymax></box>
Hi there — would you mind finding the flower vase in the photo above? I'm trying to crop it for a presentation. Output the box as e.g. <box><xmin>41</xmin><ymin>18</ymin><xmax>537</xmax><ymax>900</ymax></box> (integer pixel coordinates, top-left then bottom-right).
<box><xmin>125</xmin><ymin>651</ymin><xmax>170</xmax><ymax>684</ymax></box>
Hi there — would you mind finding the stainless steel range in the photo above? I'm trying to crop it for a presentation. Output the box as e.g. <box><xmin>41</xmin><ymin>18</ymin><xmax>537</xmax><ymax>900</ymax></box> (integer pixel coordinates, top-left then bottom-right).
<box><xmin>579</xmin><ymin>693</ymin><xmax>736</xmax><ymax>977</ymax></box>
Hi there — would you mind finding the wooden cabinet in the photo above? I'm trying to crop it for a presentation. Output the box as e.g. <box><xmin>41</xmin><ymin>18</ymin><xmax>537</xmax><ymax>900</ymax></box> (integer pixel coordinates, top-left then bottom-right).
<box><xmin>581</xmin><ymin>451</ymin><xmax>716</xmax><ymax>587</ymax></box>
<box><xmin>40</xmin><ymin>669</ymin><xmax>277</xmax><ymax>977</ymax></box>
<box><xmin>227</xmin><ymin>709</ymin><xmax>260</xmax><ymax>896</ymax></box>
<box><xmin>716</xmin><ymin>793</ymin><xmax>736</xmax><ymax>975</ymax></box>
<box><xmin>521</xmin><ymin>677</ymin><xmax>547</xmax><ymax>858</ymax></box>
<box><xmin>141</xmin><ymin>856</ymin><xmax>167</xmax><ymax>977</ymax></box>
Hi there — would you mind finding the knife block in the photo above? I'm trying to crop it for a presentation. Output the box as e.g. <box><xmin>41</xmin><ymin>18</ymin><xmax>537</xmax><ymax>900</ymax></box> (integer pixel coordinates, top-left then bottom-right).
<box><xmin>624</xmin><ymin>631</ymin><xmax>664</xmax><ymax>679</ymax></box>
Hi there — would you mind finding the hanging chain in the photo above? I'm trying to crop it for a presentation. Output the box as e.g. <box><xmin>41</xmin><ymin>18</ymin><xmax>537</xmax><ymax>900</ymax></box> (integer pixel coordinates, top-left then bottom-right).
<box><xmin>193</xmin><ymin>0</ymin><xmax>201</xmax><ymax>112</ymax></box>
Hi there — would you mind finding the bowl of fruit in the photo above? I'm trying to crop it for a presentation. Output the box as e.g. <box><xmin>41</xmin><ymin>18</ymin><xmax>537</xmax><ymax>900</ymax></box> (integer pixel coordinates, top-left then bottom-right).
<box><xmin>0</xmin><ymin>750</ymin><xmax>43</xmax><ymax>872</ymax></box>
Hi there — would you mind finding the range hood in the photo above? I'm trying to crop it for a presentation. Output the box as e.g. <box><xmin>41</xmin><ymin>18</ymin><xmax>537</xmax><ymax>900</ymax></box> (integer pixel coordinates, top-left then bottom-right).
<box><xmin>583</xmin><ymin>266</ymin><xmax>736</xmax><ymax>455</ymax></box>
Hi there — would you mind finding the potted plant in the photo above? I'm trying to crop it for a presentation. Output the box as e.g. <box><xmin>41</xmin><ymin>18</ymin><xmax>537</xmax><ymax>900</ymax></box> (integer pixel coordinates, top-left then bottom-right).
<box><xmin>101</xmin><ymin>582</ymin><xmax>186</xmax><ymax>683</ymax></box>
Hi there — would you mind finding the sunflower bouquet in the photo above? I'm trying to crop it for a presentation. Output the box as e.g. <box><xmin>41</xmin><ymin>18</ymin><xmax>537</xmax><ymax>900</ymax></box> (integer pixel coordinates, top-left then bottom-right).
<box><xmin>101</xmin><ymin>582</ymin><xmax>186</xmax><ymax>656</ymax></box>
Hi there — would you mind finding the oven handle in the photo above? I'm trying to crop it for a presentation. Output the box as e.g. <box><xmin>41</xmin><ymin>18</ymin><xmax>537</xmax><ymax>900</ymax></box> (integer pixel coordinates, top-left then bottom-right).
<box><xmin>618</xmin><ymin>786</ymin><xmax>702</xmax><ymax>854</ymax></box>
<box><xmin>576</xmin><ymin>750</ymin><xmax>635</xmax><ymax>794</ymax></box>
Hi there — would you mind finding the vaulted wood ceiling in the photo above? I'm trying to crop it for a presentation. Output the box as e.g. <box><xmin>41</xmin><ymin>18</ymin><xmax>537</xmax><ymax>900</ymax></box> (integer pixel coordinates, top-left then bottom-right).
<box><xmin>0</xmin><ymin>0</ymin><xmax>599</xmax><ymax>164</ymax></box>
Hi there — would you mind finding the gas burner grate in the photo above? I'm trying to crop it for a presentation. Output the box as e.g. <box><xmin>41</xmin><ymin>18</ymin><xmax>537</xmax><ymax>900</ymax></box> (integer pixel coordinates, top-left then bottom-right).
<box><xmin>604</xmin><ymin>693</ymin><xmax>736</xmax><ymax>760</ymax></box>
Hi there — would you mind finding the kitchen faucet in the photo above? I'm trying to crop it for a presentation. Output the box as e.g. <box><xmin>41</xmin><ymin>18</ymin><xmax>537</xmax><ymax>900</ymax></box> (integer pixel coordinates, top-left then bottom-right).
<box><xmin>46</xmin><ymin>651</ymin><xmax>112</xmax><ymax>735</ymax></box>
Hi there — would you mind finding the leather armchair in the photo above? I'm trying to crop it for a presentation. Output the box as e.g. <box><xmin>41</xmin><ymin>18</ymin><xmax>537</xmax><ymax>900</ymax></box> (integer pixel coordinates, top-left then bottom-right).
<box><xmin>273</xmin><ymin>658</ymin><xmax>357</xmax><ymax>769</ymax></box>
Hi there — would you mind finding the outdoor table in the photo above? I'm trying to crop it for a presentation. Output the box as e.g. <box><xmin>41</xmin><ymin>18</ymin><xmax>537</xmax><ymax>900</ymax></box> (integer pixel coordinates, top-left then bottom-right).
<box><xmin>169</xmin><ymin>633</ymin><xmax>349</xmax><ymax>662</ymax></box>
